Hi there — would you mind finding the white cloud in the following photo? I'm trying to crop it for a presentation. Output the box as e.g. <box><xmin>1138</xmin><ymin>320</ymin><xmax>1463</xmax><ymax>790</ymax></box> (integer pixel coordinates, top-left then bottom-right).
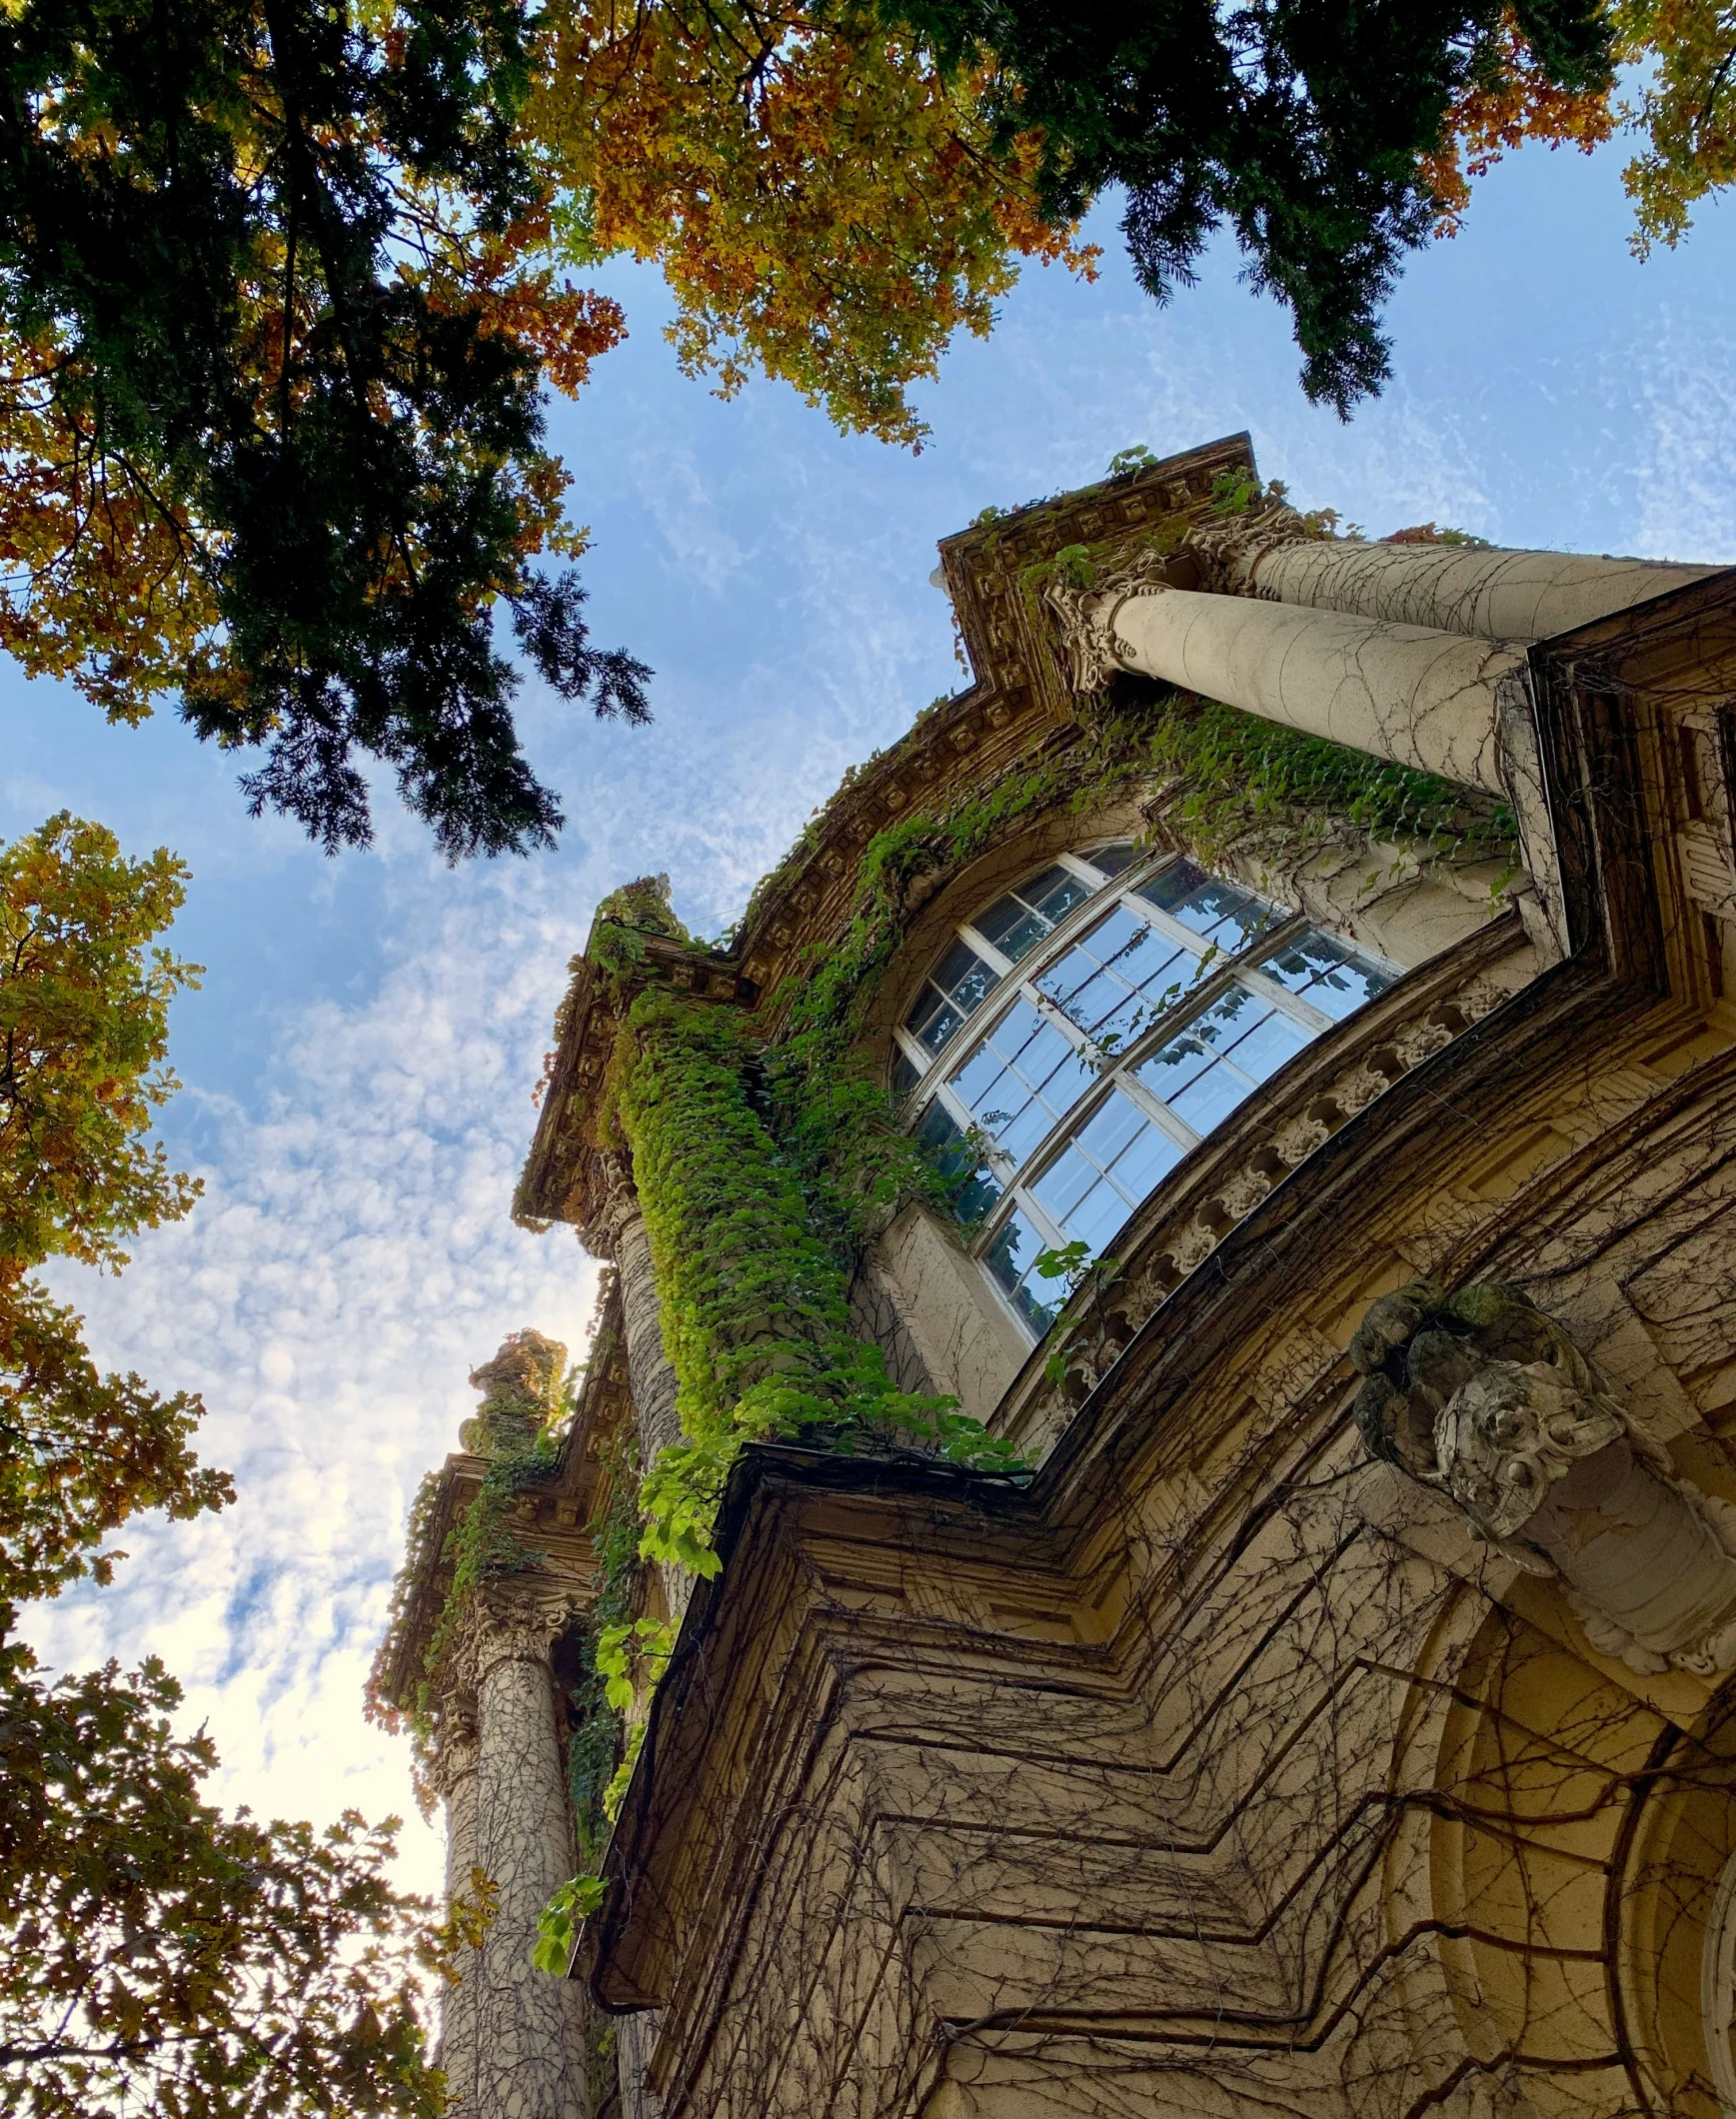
<box><xmin>24</xmin><ymin>883</ymin><xmax>611</xmax><ymax>1894</ymax></box>
<box><xmin>1625</xmin><ymin>310</ymin><xmax>1736</xmax><ymax>561</ymax></box>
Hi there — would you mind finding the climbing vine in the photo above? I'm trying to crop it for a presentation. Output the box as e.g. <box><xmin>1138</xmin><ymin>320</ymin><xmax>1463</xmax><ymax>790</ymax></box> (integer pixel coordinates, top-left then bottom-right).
<box><xmin>1143</xmin><ymin>694</ymin><xmax>1516</xmax><ymax>870</ymax></box>
<box><xmin>617</xmin><ymin>991</ymin><xmax>1018</xmax><ymax>1577</ymax></box>
<box><xmin>522</xmin><ymin>620</ymin><xmax>1522</xmax><ymax>1981</ymax></box>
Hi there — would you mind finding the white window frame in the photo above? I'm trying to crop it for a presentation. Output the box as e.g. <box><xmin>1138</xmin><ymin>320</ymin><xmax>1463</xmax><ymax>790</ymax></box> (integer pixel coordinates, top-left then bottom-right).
<box><xmin>894</xmin><ymin>844</ymin><xmax>1397</xmax><ymax>1339</ymax></box>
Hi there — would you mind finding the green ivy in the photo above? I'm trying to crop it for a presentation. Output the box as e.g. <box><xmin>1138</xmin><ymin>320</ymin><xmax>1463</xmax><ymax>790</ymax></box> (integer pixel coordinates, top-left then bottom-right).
<box><xmin>1144</xmin><ymin>694</ymin><xmax>1515</xmax><ymax>868</ymax></box>
<box><xmin>617</xmin><ymin>992</ymin><xmax>1017</xmax><ymax>1577</ymax></box>
<box><xmin>364</xmin><ymin>1377</ymin><xmax>565</xmax><ymax>1786</ymax></box>
<box><xmin>534</xmin><ymin>673</ymin><xmax>1515</xmax><ymax>1966</ymax></box>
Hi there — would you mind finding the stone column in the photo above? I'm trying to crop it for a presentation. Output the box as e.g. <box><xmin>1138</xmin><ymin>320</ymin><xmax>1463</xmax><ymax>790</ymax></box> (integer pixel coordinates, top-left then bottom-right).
<box><xmin>459</xmin><ymin>1585</ymin><xmax>590</xmax><ymax>2119</ymax></box>
<box><xmin>1101</xmin><ymin>586</ymin><xmax>1518</xmax><ymax>794</ymax></box>
<box><xmin>579</xmin><ymin>1180</ymin><xmax>680</xmax><ymax>2117</ymax></box>
<box><xmin>433</xmin><ymin>1711</ymin><xmax>483</xmax><ymax>2105</ymax></box>
<box><xmin>584</xmin><ymin>1157</ymin><xmax>682</xmax><ymax>1468</ymax></box>
<box><xmin>1209</xmin><ymin>515</ymin><xmax>1717</xmax><ymax>643</ymax></box>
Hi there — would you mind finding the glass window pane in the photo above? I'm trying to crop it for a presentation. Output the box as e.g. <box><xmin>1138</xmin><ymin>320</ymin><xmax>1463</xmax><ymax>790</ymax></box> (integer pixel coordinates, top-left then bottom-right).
<box><xmin>1106</xmin><ymin>1117</ymin><xmax>1183</xmax><ymax>1204</ymax></box>
<box><xmin>979</xmin><ymin>903</ymin><xmax>1050</xmax><ymax>963</ymax></box>
<box><xmin>1135</xmin><ymin>859</ymin><xmax>1279</xmax><ymax>955</ymax></box>
<box><xmin>933</xmin><ymin>937</ymin><xmax>1000</xmax><ymax>1012</ymax></box>
<box><xmin>1257</xmin><ymin>927</ymin><xmax>1395</xmax><ymax>1020</ymax></box>
<box><xmin>1027</xmin><ymin>1090</ymin><xmax>1183</xmax><ymax>1261</ymax></box>
<box><xmin>949</xmin><ymin>1001</ymin><xmax>1094</xmax><ymax>1165</ymax></box>
<box><xmin>1029</xmin><ymin>1142</ymin><xmax>1097</xmax><ymax>1224</ymax></box>
<box><xmin>914</xmin><ymin>1100</ymin><xmax>1000</xmax><ymax>1225</ymax></box>
<box><xmin>1137</xmin><ymin>984</ymin><xmax>1314</xmax><ymax>1135</ymax></box>
<box><xmin>1071</xmin><ymin>1087</ymin><xmax>1146</xmax><ymax>1168</ymax></box>
<box><xmin>1224</xmin><ymin>1008</ymin><xmax>1313</xmax><ymax>1083</ymax></box>
<box><xmin>974</xmin><ymin>864</ymin><xmax>1097</xmax><ymax>964</ymax></box>
<box><xmin>1067</xmin><ymin>1182</ymin><xmax>1135</xmax><ymax>1256</ymax></box>
<box><xmin>912</xmin><ymin>992</ymin><xmax>965</xmax><ymax>1055</ymax></box>
<box><xmin>1082</xmin><ymin>840</ymin><xmax>1139</xmax><ymax>876</ymax></box>
<box><xmin>905</xmin><ymin>937</ymin><xmax>1000</xmax><ymax>1057</ymax></box>
<box><xmin>1024</xmin><ymin>865</ymin><xmax>1096</xmax><ymax>929</ymax></box>
<box><xmin>984</xmin><ymin>1207</ymin><xmax>1061</xmax><ymax>1331</ymax></box>
<box><xmin>890</xmin><ymin>1048</ymin><xmax>919</xmax><ymax>1098</ymax></box>
<box><xmin>949</xmin><ymin>1039</ymin><xmax>1008</xmax><ymax>1112</ymax></box>
<box><xmin>1037</xmin><ymin>904</ymin><xmax>1194</xmax><ymax>1049</ymax></box>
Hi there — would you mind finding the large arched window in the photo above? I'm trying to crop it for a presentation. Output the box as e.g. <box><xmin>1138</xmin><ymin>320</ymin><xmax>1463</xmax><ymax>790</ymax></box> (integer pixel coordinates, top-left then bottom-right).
<box><xmin>892</xmin><ymin>843</ymin><xmax>1398</xmax><ymax>1333</ymax></box>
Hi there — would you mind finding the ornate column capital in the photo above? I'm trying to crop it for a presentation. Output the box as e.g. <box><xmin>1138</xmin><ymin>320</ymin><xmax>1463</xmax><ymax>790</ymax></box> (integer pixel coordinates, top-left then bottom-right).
<box><xmin>450</xmin><ymin>1580</ymin><xmax>580</xmax><ymax>1695</ymax></box>
<box><xmin>1041</xmin><ymin>501</ymin><xmax>1323</xmax><ymax>696</ymax></box>
<box><xmin>581</xmin><ymin>1150</ymin><xmax>642</xmax><ymax>1263</ymax></box>
<box><xmin>1181</xmin><ymin>495</ymin><xmax>1324</xmax><ymax>592</ymax></box>
<box><xmin>1042</xmin><ymin>547</ymin><xmax>1189</xmax><ymax>694</ymax></box>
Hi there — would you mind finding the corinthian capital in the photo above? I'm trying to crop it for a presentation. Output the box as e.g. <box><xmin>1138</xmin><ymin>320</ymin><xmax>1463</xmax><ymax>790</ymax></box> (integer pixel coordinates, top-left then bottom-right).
<box><xmin>1042</xmin><ymin>547</ymin><xmax>1188</xmax><ymax>695</ymax></box>
<box><xmin>580</xmin><ymin>1150</ymin><xmax>641</xmax><ymax>1263</ymax></box>
<box><xmin>450</xmin><ymin>1581</ymin><xmax>579</xmax><ymax>1693</ymax></box>
<box><xmin>1182</xmin><ymin>495</ymin><xmax>1324</xmax><ymax>592</ymax></box>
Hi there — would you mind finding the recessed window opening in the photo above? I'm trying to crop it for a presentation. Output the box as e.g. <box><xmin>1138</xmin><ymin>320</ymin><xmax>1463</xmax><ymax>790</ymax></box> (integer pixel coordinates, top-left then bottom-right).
<box><xmin>892</xmin><ymin>843</ymin><xmax>1397</xmax><ymax>1335</ymax></box>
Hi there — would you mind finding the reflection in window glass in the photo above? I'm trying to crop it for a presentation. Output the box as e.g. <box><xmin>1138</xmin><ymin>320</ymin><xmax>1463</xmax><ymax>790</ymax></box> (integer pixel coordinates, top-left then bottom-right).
<box><xmin>1027</xmin><ymin>1090</ymin><xmax>1182</xmax><ymax>1258</ymax></box>
<box><xmin>1135</xmin><ymin>859</ymin><xmax>1280</xmax><ymax>956</ymax></box>
<box><xmin>913</xmin><ymin>1101</ymin><xmax>1000</xmax><ymax>1225</ymax></box>
<box><xmin>948</xmin><ymin>999</ymin><xmax>1095</xmax><ymax>1163</ymax></box>
<box><xmin>984</xmin><ymin>1205</ymin><xmax>1060</xmax><ymax>1331</ymax></box>
<box><xmin>973</xmin><ymin>864</ymin><xmax>1096</xmax><ymax>965</ymax></box>
<box><xmin>1257</xmin><ymin>928</ymin><xmax>1395</xmax><ymax>1020</ymax></box>
<box><xmin>897</xmin><ymin>845</ymin><xmax>1403</xmax><ymax>1343</ymax></box>
<box><xmin>903</xmin><ymin>935</ymin><xmax>1000</xmax><ymax>1056</ymax></box>
<box><xmin>1036</xmin><ymin>904</ymin><xmax>1195</xmax><ymax>1052</ymax></box>
<box><xmin>1083</xmin><ymin>840</ymin><xmax>1139</xmax><ymax>877</ymax></box>
<box><xmin>1136</xmin><ymin>983</ymin><xmax>1313</xmax><ymax>1134</ymax></box>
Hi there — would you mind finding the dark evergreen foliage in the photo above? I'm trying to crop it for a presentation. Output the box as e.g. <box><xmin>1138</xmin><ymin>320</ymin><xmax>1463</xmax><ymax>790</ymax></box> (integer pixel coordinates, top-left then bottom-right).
<box><xmin>0</xmin><ymin>0</ymin><xmax>650</xmax><ymax>857</ymax></box>
<box><xmin>888</xmin><ymin>0</ymin><xmax>1613</xmax><ymax>413</ymax></box>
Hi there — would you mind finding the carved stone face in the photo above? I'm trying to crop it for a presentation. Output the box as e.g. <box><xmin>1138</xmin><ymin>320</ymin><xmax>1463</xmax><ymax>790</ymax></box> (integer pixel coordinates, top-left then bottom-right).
<box><xmin>1431</xmin><ymin>1358</ymin><xmax>1626</xmax><ymax>1541</ymax></box>
<box><xmin>1350</xmin><ymin>1278</ymin><xmax>1627</xmax><ymax>1543</ymax></box>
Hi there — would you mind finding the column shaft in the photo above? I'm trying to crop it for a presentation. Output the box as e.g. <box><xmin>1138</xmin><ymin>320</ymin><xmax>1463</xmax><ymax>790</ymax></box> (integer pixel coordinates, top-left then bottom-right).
<box><xmin>1107</xmin><ymin>588</ymin><xmax>1518</xmax><ymax>794</ymax></box>
<box><xmin>438</xmin><ymin>1732</ymin><xmax>482</xmax><ymax>2105</ymax></box>
<box><xmin>611</xmin><ymin>1204</ymin><xmax>683</xmax><ymax>1466</ymax></box>
<box><xmin>1233</xmin><ymin>537</ymin><xmax>1716</xmax><ymax>644</ymax></box>
<box><xmin>472</xmin><ymin>1624</ymin><xmax>590</xmax><ymax>2119</ymax></box>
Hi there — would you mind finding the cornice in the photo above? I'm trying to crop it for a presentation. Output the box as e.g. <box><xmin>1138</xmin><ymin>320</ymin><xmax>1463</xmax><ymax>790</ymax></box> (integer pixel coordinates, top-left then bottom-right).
<box><xmin>515</xmin><ymin>432</ymin><xmax>1259</xmax><ymax>1233</ymax></box>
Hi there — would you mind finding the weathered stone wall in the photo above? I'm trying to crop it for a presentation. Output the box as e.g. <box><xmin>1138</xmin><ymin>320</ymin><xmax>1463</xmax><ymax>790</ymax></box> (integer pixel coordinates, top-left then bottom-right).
<box><xmin>613</xmin><ymin>973</ymin><xmax>1736</xmax><ymax>2117</ymax></box>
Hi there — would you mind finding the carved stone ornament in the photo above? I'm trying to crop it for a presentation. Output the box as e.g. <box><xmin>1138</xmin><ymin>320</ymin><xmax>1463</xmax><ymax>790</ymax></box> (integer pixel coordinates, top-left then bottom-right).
<box><xmin>1352</xmin><ymin>1280</ymin><xmax>1736</xmax><ymax>1675</ymax></box>
<box><xmin>427</xmin><ymin>1706</ymin><xmax>481</xmax><ymax>1799</ymax></box>
<box><xmin>1042</xmin><ymin>547</ymin><xmax>1197</xmax><ymax>694</ymax></box>
<box><xmin>1180</xmin><ymin>496</ymin><xmax>1325</xmax><ymax>594</ymax></box>
<box><xmin>449</xmin><ymin>1581</ymin><xmax>579</xmax><ymax>1694</ymax></box>
<box><xmin>579</xmin><ymin>1150</ymin><xmax>641</xmax><ymax>1264</ymax></box>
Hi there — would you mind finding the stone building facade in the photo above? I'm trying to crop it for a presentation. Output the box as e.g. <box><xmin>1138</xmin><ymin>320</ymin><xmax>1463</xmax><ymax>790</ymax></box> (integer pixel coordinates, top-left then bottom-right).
<box><xmin>379</xmin><ymin>435</ymin><xmax>1736</xmax><ymax>2117</ymax></box>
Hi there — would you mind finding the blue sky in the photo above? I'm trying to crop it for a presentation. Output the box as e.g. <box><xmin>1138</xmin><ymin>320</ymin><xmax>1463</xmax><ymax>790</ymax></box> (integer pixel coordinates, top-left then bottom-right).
<box><xmin>7</xmin><ymin>132</ymin><xmax>1735</xmax><ymax>1892</ymax></box>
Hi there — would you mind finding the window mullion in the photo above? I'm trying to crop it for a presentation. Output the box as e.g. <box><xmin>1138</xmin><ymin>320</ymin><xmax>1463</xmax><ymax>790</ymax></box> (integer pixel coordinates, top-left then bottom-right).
<box><xmin>1023</xmin><ymin>978</ymin><xmax>1104</xmax><ymax>1064</ymax></box>
<box><xmin>1121</xmin><ymin>898</ymin><xmax>1216</xmax><ymax>964</ymax></box>
<box><xmin>930</xmin><ymin>1077</ymin><xmax>1016</xmax><ymax>1182</ymax></box>
<box><xmin>1238</xmin><ymin>962</ymin><xmax>1336</xmax><ymax>1035</ymax></box>
<box><xmin>1054</xmin><ymin>850</ymin><xmax>1108</xmax><ymax>890</ymax></box>
<box><xmin>891</xmin><ymin>1024</ymin><xmax>930</xmax><ymax>1075</ymax></box>
<box><xmin>1007</xmin><ymin>1184</ymin><xmax>1068</xmax><ymax>1254</ymax></box>
<box><xmin>1111</xmin><ymin>1063</ymin><xmax>1201</xmax><ymax>1150</ymax></box>
<box><xmin>956</xmin><ymin>923</ymin><xmax>1015</xmax><ymax>978</ymax></box>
